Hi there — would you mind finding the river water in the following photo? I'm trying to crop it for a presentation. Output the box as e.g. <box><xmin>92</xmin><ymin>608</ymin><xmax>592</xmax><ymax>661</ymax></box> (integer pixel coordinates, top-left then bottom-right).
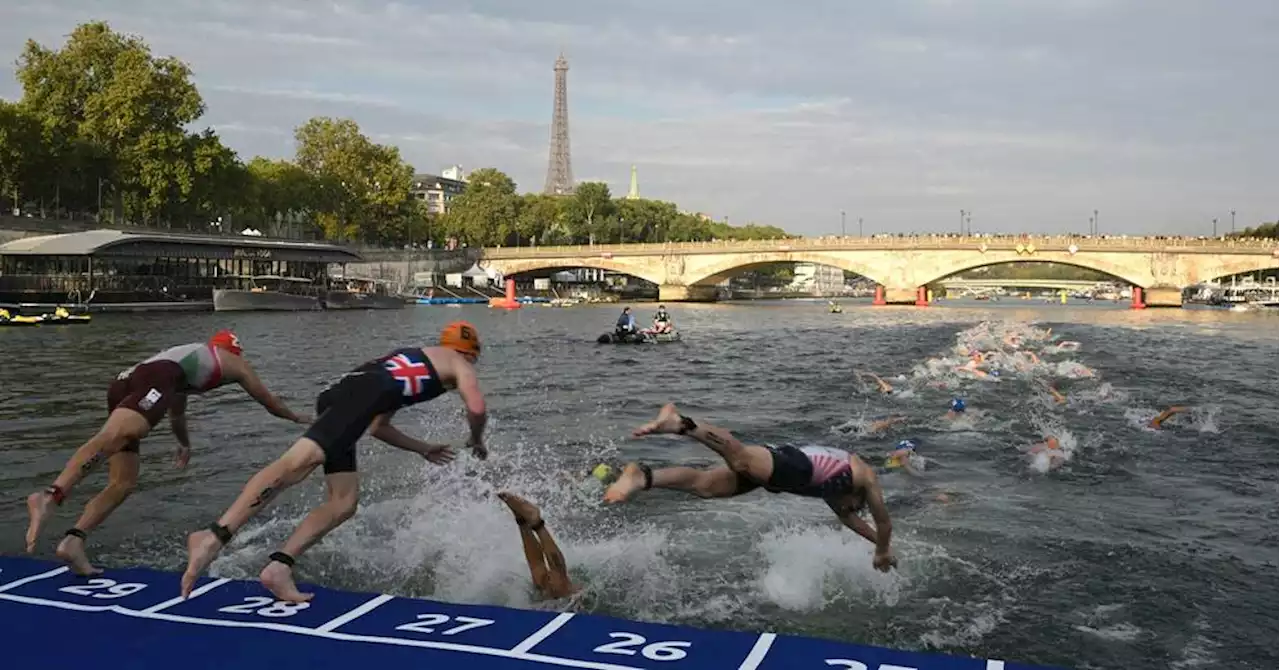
<box><xmin>0</xmin><ymin>299</ymin><xmax>1275</xmax><ymax>669</ymax></box>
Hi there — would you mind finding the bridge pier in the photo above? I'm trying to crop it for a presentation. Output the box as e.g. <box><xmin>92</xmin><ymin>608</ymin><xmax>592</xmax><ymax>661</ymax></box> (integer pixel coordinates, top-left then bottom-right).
<box><xmin>876</xmin><ymin>287</ymin><xmax>920</xmax><ymax>305</ymax></box>
<box><xmin>659</xmin><ymin>284</ymin><xmax>718</xmax><ymax>302</ymax></box>
<box><xmin>1141</xmin><ymin>286</ymin><xmax>1183</xmax><ymax>308</ymax></box>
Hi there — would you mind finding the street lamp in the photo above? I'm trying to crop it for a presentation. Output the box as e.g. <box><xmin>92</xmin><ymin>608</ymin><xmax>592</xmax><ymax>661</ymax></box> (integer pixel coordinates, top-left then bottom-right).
<box><xmin>841</xmin><ymin>210</ymin><xmax>846</xmax><ymax>237</ymax></box>
<box><xmin>1230</xmin><ymin>209</ymin><xmax>1236</xmax><ymax>233</ymax></box>
<box><xmin>959</xmin><ymin>209</ymin><xmax>966</xmax><ymax>235</ymax></box>
<box><xmin>858</xmin><ymin>216</ymin><xmax>863</xmax><ymax>237</ymax></box>
<box><xmin>1093</xmin><ymin>209</ymin><xmax>1099</xmax><ymax>236</ymax></box>
<box><xmin>1212</xmin><ymin>217</ymin><xmax>1218</xmax><ymax>238</ymax></box>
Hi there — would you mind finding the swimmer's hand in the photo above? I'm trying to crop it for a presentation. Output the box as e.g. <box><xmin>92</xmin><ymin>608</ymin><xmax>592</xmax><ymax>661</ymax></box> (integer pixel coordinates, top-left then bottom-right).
<box><xmin>873</xmin><ymin>549</ymin><xmax>897</xmax><ymax>573</ymax></box>
<box><xmin>174</xmin><ymin>445</ymin><xmax>191</xmax><ymax>470</ymax></box>
<box><xmin>423</xmin><ymin>444</ymin><xmax>456</xmax><ymax>466</ymax></box>
<box><xmin>293</xmin><ymin>414</ymin><xmax>313</xmax><ymax>425</ymax></box>
<box><xmin>467</xmin><ymin>439</ymin><xmax>488</xmax><ymax>461</ymax></box>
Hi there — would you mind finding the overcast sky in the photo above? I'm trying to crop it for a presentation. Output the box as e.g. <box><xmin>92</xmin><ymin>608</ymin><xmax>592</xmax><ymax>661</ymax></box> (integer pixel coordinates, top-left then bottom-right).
<box><xmin>2</xmin><ymin>0</ymin><xmax>1276</xmax><ymax>236</ymax></box>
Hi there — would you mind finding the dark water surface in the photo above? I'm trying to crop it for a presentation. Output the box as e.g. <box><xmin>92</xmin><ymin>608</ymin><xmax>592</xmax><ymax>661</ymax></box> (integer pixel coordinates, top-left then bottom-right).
<box><xmin>0</xmin><ymin>300</ymin><xmax>1276</xmax><ymax>670</ymax></box>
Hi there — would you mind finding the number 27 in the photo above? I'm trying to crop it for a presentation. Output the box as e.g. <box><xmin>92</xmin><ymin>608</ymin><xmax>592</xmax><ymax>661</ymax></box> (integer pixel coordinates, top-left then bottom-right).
<box><xmin>395</xmin><ymin>613</ymin><xmax>494</xmax><ymax>635</ymax></box>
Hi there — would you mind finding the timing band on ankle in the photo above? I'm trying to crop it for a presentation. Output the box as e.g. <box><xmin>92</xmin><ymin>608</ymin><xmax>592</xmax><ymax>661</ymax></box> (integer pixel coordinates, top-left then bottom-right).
<box><xmin>64</xmin><ymin>528</ymin><xmax>87</xmax><ymax>540</ymax></box>
<box><xmin>268</xmin><ymin>551</ymin><xmax>295</xmax><ymax>568</ymax></box>
<box><xmin>47</xmin><ymin>485</ymin><xmax>66</xmax><ymax>505</ymax></box>
<box><xmin>677</xmin><ymin>415</ymin><xmax>697</xmax><ymax>435</ymax></box>
<box><xmin>209</xmin><ymin>523</ymin><xmax>233</xmax><ymax>545</ymax></box>
<box><xmin>639</xmin><ymin>463</ymin><xmax>654</xmax><ymax>490</ymax></box>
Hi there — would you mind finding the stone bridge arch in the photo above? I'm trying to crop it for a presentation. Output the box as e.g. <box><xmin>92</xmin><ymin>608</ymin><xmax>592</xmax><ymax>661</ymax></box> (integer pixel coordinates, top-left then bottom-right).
<box><xmin>1194</xmin><ymin>252</ymin><xmax>1280</xmax><ymax>284</ymax></box>
<box><xmin>480</xmin><ymin>257</ymin><xmax>665</xmax><ymax>286</ymax></box>
<box><xmin>682</xmin><ymin>251</ymin><xmax>888</xmax><ymax>287</ymax></box>
<box><xmin>912</xmin><ymin>251</ymin><xmax>1153</xmax><ymax>289</ymax></box>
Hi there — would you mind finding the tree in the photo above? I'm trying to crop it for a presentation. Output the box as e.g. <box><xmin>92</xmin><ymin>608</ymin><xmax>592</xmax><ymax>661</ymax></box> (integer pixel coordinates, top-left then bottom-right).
<box><xmin>442</xmin><ymin>167</ymin><xmax>520</xmax><ymax>246</ymax></box>
<box><xmin>0</xmin><ymin>100</ymin><xmax>42</xmax><ymax>212</ymax></box>
<box><xmin>1229</xmin><ymin>222</ymin><xmax>1278</xmax><ymax>239</ymax></box>
<box><xmin>564</xmin><ymin>181</ymin><xmax>614</xmax><ymax>242</ymax></box>
<box><xmin>293</xmin><ymin>116</ymin><xmax>416</xmax><ymax>243</ymax></box>
<box><xmin>15</xmin><ymin>21</ymin><xmax>205</xmax><ymax>220</ymax></box>
<box><xmin>517</xmin><ymin>193</ymin><xmax>566</xmax><ymax>245</ymax></box>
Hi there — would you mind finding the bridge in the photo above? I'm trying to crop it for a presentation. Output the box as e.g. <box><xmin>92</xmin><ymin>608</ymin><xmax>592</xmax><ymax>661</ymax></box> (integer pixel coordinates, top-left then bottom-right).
<box><xmin>938</xmin><ymin>278</ymin><xmax>1104</xmax><ymax>292</ymax></box>
<box><xmin>480</xmin><ymin>235</ymin><xmax>1279</xmax><ymax>306</ymax></box>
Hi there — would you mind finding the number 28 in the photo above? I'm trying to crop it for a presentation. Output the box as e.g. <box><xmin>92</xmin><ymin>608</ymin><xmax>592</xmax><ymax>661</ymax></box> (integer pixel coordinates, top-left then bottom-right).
<box><xmin>594</xmin><ymin>632</ymin><xmax>692</xmax><ymax>661</ymax></box>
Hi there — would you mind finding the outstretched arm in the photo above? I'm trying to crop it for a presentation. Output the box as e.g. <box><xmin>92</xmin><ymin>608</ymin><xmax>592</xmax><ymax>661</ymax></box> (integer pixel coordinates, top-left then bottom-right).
<box><xmin>228</xmin><ymin>359</ymin><xmax>306</xmax><ymax>423</ymax></box>
<box><xmin>454</xmin><ymin>363</ymin><xmax>488</xmax><ymax>458</ymax></box>
<box><xmin>369</xmin><ymin>411</ymin><xmax>455</xmax><ymax>465</ymax></box>
<box><xmin>1150</xmin><ymin>406</ymin><xmax>1189</xmax><ymax>428</ymax></box>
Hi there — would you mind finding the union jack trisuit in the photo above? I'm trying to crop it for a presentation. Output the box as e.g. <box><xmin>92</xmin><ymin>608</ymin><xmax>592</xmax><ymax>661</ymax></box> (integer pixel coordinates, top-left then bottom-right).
<box><xmin>301</xmin><ymin>348</ymin><xmax>448</xmax><ymax>474</ymax></box>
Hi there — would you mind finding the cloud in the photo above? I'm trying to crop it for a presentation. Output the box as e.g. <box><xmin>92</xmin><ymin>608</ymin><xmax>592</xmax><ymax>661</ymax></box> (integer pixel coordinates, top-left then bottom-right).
<box><xmin>0</xmin><ymin>0</ymin><xmax>1275</xmax><ymax>235</ymax></box>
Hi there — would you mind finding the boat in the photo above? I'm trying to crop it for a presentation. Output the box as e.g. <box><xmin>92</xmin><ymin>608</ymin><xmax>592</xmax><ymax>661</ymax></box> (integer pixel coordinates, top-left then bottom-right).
<box><xmin>213</xmin><ymin>275</ymin><xmax>324</xmax><ymax>312</ymax></box>
<box><xmin>0</xmin><ymin>308</ymin><xmax>42</xmax><ymax>326</ymax></box>
<box><xmin>40</xmin><ymin>306</ymin><xmax>92</xmax><ymax>325</ymax></box>
<box><xmin>596</xmin><ymin>330</ymin><xmax>682</xmax><ymax>344</ymax></box>
<box><xmin>325</xmin><ymin>277</ymin><xmax>407</xmax><ymax>310</ymax></box>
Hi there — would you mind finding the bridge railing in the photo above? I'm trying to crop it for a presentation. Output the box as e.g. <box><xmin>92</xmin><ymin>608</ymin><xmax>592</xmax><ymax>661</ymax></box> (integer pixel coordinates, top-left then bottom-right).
<box><xmin>482</xmin><ymin>235</ymin><xmax>1278</xmax><ymax>258</ymax></box>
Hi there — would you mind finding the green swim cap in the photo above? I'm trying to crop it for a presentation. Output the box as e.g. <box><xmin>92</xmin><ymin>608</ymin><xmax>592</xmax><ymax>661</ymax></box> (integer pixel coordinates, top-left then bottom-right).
<box><xmin>591</xmin><ymin>464</ymin><xmax>615</xmax><ymax>482</ymax></box>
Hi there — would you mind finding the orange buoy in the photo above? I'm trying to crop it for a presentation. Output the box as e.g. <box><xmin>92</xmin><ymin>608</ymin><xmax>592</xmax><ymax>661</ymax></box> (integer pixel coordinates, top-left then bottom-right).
<box><xmin>489</xmin><ymin>278</ymin><xmax>522</xmax><ymax>310</ymax></box>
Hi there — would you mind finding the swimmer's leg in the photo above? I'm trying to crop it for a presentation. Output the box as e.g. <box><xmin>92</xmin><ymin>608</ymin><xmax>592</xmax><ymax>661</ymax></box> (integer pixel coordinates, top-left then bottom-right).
<box><xmin>181</xmin><ymin>438</ymin><xmax>324</xmax><ymax>598</ymax></box>
<box><xmin>632</xmin><ymin>403</ymin><xmax>774</xmax><ymax>481</ymax></box>
<box><xmin>56</xmin><ymin>451</ymin><xmax>140</xmax><ymax>576</ymax></box>
<box><xmin>604</xmin><ymin>464</ymin><xmax>740</xmax><ymax>504</ymax></box>
<box><xmin>498</xmin><ymin>493</ymin><xmax>551</xmax><ymax>592</ymax></box>
<box><xmin>26</xmin><ymin>408</ymin><xmax>150</xmax><ymax>553</ymax></box>
<box><xmin>260</xmin><ymin>471</ymin><xmax>359</xmax><ymax>603</ymax></box>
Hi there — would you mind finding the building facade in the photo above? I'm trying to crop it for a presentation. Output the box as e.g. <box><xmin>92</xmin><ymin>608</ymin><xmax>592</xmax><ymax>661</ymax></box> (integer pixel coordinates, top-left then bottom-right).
<box><xmin>411</xmin><ymin>166</ymin><xmax>469</xmax><ymax>214</ymax></box>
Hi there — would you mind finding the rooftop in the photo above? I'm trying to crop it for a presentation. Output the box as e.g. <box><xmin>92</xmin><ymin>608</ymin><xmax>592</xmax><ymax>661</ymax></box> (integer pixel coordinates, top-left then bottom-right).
<box><xmin>0</xmin><ymin>229</ymin><xmax>364</xmax><ymax>262</ymax></box>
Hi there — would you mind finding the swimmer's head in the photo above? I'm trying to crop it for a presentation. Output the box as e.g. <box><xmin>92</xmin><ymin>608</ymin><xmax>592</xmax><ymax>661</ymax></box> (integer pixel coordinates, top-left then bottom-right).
<box><xmin>950</xmin><ymin>397</ymin><xmax>966</xmax><ymax>413</ymax></box>
<box><xmin>209</xmin><ymin>329</ymin><xmax>243</xmax><ymax>356</ymax></box>
<box><xmin>440</xmin><ymin>321</ymin><xmax>481</xmax><ymax>361</ymax></box>
<box><xmin>591</xmin><ymin>463</ymin><xmax>615</xmax><ymax>482</ymax></box>
<box><xmin>896</xmin><ymin>439</ymin><xmax>918</xmax><ymax>452</ymax></box>
<box><xmin>990</xmin><ymin>369</ymin><xmax>1001</xmax><ymax>377</ymax></box>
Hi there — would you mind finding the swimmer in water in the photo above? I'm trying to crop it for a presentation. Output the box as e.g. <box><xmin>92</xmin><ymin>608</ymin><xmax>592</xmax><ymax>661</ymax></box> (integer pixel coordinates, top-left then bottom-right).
<box><xmin>497</xmin><ymin>492</ymin><xmax>580</xmax><ymax>600</ymax></box>
<box><xmin>858</xmin><ymin>371</ymin><xmax>895</xmax><ymax>395</ymax></box>
<box><xmin>1043</xmin><ymin>381</ymin><xmax>1067</xmax><ymax>404</ymax></box>
<box><xmin>181</xmin><ymin>322</ymin><xmax>488</xmax><ymax>602</ymax></box>
<box><xmin>604</xmin><ymin>403</ymin><xmax>897</xmax><ymax>572</ymax></box>
<box><xmin>944</xmin><ymin>397</ymin><xmax>967</xmax><ymax>420</ymax></box>
<box><xmin>24</xmin><ymin>330</ymin><xmax>307</xmax><ymax>576</ymax></box>
<box><xmin>882</xmin><ymin>439</ymin><xmax>924</xmax><ymax>477</ymax></box>
<box><xmin>1149</xmin><ymin>406</ymin><xmax>1189</xmax><ymax>429</ymax></box>
<box><xmin>1027</xmin><ymin>436</ymin><xmax>1066</xmax><ymax>471</ymax></box>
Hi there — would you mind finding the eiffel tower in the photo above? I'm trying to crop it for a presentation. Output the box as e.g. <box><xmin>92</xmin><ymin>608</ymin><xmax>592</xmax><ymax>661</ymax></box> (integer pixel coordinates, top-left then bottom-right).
<box><xmin>543</xmin><ymin>53</ymin><xmax>575</xmax><ymax>196</ymax></box>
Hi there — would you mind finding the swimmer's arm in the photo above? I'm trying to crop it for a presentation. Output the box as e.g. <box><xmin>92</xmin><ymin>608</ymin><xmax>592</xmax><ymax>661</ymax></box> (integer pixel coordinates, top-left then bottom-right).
<box><xmin>369</xmin><ymin>412</ymin><xmax>450</xmax><ymax>455</ymax></box>
<box><xmin>226</xmin><ymin>358</ymin><xmax>305</xmax><ymax>423</ymax></box>
<box><xmin>826</xmin><ymin>497</ymin><xmax>877</xmax><ymax>544</ymax></box>
<box><xmin>855</xmin><ymin>466</ymin><xmax>893</xmax><ymax>553</ymax></box>
<box><xmin>454</xmin><ymin>362</ymin><xmax>487</xmax><ymax>446</ymax></box>
<box><xmin>1150</xmin><ymin>406</ymin><xmax>1189</xmax><ymax>428</ymax></box>
<box><xmin>168</xmin><ymin>393</ymin><xmax>191</xmax><ymax>449</ymax></box>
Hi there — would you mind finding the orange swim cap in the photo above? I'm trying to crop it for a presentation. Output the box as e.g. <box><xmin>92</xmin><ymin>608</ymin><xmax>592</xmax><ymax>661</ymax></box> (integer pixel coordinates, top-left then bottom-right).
<box><xmin>209</xmin><ymin>329</ymin><xmax>243</xmax><ymax>356</ymax></box>
<box><xmin>440</xmin><ymin>321</ymin><xmax>481</xmax><ymax>360</ymax></box>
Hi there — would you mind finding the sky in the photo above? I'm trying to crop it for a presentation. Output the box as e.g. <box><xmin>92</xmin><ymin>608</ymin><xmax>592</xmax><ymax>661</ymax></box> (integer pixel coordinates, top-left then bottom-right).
<box><xmin>1</xmin><ymin>0</ymin><xmax>1276</xmax><ymax>237</ymax></box>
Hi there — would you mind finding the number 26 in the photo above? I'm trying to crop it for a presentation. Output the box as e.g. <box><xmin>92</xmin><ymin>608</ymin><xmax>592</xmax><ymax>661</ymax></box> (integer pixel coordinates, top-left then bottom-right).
<box><xmin>594</xmin><ymin>632</ymin><xmax>691</xmax><ymax>661</ymax></box>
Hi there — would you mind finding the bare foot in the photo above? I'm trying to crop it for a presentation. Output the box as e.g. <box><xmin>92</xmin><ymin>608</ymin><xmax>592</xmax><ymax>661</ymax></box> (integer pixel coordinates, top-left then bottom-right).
<box><xmin>25</xmin><ymin>491</ymin><xmax>53</xmax><ymax>553</ymax></box>
<box><xmin>497</xmin><ymin>492</ymin><xmax>542</xmax><ymax>527</ymax></box>
<box><xmin>632</xmin><ymin>403</ymin><xmax>684</xmax><ymax>437</ymax></box>
<box><xmin>181</xmin><ymin>530</ymin><xmax>223</xmax><ymax>598</ymax></box>
<box><xmin>55</xmin><ymin>534</ymin><xmax>103</xmax><ymax>576</ymax></box>
<box><xmin>260</xmin><ymin>560</ymin><xmax>313</xmax><ymax>603</ymax></box>
<box><xmin>603</xmin><ymin>463</ymin><xmax>646</xmax><ymax>504</ymax></box>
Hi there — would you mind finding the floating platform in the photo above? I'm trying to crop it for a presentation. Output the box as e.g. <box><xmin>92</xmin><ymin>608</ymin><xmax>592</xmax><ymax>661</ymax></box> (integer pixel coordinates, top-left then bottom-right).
<box><xmin>415</xmin><ymin>296</ymin><xmax>551</xmax><ymax>305</ymax></box>
<box><xmin>0</xmin><ymin>555</ymin><xmax>1052</xmax><ymax>669</ymax></box>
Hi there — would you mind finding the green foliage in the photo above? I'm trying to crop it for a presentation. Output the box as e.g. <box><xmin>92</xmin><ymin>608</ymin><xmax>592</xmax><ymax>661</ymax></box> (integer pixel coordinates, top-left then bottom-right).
<box><xmin>441</xmin><ymin>170</ymin><xmax>795</xmax><ymax>247</ymax></box>
<box><xmin>2</xmin><ymin>21</ymin><xmax>793</xmax><ymax>246</ymax></box>
<box><xmin>1228</xmin><ymin>222</ymin><xmax>1278</xmax><ymax>239</ymax></box>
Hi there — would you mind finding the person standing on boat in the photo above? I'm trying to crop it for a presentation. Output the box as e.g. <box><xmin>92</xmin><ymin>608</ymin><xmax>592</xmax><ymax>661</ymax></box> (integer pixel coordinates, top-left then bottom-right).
<box><xmin>24</xmin><ymin>330</ymin><xmax>307</xmax><ymax>576</ymax></box>
<box><xmin>604</xmin><ymin>403</ymin><xmax>898</xmax><ymax>573</ymax></box>
<box><xmin>181</xmin><ymin>321</ymin><xmax>488</xmax><ymax>603</ymax></box>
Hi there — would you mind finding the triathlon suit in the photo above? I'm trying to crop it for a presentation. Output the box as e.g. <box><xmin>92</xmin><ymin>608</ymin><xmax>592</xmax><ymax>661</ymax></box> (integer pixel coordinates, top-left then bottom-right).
<box><xmin>108</xmin><ymin>343</ymin><xmax>227</xmax><ymax>444</ymax></box>
<box><xmin>734</xmin><ymin>444</ymin><xmax>855</xmax><ymax>499</ymax></box>
<box><xmin>303</xmin><ymin>347</ymin><xmax>447</xmax><ymax>474</ymax></box>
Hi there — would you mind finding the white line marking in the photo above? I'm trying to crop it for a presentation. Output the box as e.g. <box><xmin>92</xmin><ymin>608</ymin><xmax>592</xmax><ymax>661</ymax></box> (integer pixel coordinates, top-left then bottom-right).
<box><xmin>315</xmin><ymin>593</ymin><xmax>394</xmax><ymax>633</ymax></box>
<box><xmin>736</xmin><ymin>632</ymin><xmax>776</xmax><ymax>670</ymax></box>
<box><xmin>510</xmin><ymin>611</ymin><xmax>575</xmax><ymax>653</ymax></box>
<box><xmin>986</xmin><ymin>661</ymin><xmax>1006</xmax><ymax>670</ymax></box>
<box><xmin>0</xmin><ymin>592</ymin><xmax>115</xmax><ymax>612</ymax></box>
<box><xmin>0</xmin><ymin>566</ymin><xmax>69</xmax><ymax>593</ymax></box>
<box><xmin>140</xmin><ymin>577</ymin><xmax>230</xmax><ymax>614</ymax></box>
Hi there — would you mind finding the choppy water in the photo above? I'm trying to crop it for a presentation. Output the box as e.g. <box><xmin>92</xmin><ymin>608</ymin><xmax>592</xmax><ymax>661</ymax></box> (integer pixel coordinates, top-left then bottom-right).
<box><xmin>0</xmin><ymin>299</ymin><xmax>1276</xmax><ymax>669</ymax></box>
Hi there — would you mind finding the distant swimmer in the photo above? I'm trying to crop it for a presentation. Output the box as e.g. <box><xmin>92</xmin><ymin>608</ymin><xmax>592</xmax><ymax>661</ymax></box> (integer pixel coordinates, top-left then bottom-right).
<box><xmin>181</xmin><ymin>321</ymin><xmax>488</xmax><ymax>602</ymax></box>
<box><xmin>497</xmin><ymin>492</ymin><xmax>580</xmax><ymax>600</ymax></box>
<box><xmin>604</xmin><ymin>403</ymin><xmax>897</xmax><ymax>572</ymax></box>
<box><xmin>882</xmin><ymin>439</ymin><xmax>925</xmax><ymax>477</ymax></box>
<box><xmin>1043</xmin><ymin>381</ymin><xmax>1067</xmax><ymax>404</ymax></box>
<box><xmin>858</xmin><ymin>371</ymin><xmax>895</xmax><ymax>395</ymax></box>
<box><xmin>944</xmin><ymin>397</ymin><xmax>967</xmax><ymax>419</ymax></box>
<box><xmin>1149</xmin><ymin>406</ymin><xmax>1190</xmax><ymax>429</ymax></box>
<box><xmin>24</xmin><ymin>330</ymin><xmax>306</xmax><ymax>576</ymax></box>
<box><xmin>1027</xmin><ymin>436</ymin><xmax>1066</xmax><ymax>471</ymax></box>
